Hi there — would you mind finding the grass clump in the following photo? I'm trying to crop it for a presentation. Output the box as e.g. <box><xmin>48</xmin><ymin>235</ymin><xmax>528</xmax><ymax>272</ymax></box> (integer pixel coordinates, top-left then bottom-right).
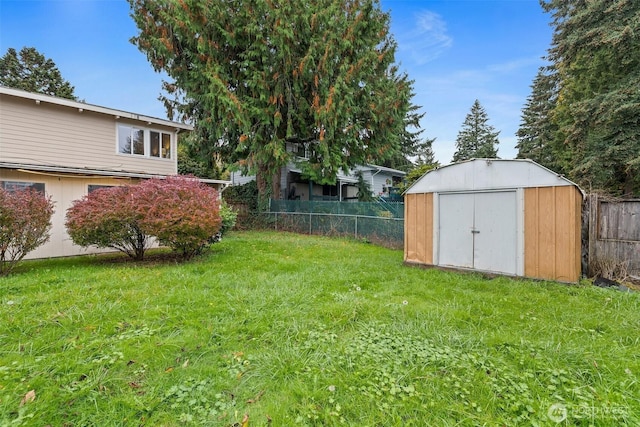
<box><xmin>1</xmin><ymin>231</ymin><xmax>639</xmax><ymax>426</ymax></box>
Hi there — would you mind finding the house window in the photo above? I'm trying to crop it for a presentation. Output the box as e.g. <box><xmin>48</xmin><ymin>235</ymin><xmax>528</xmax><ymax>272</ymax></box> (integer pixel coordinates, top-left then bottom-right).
<box><xmin>322</xmin><ymin>185</ymin><xmax>338</xmax><ymax>197</ymax></box>
<box><xmin>1</xmin><ymin>181</ymin><xmax>45</xmax><ymax>193</ymax></box>
<box><xmin>88</xmin><ymin>185</ymin><xmax>115</xmax><ymax>193</ymax></box>
<box><xmin>118</xmin><ymin>125</ymin><xmax>172</xmax><ymax>159</ymax></box>
<box><xmin>118</xmin><ymin>125</ymin><xmax>145</xmax><ymax>155</ymax></box>
<box><xmin>150</xmin><ymin>131</ymin><xmax>172</xmax><ymax>159</ymax></box>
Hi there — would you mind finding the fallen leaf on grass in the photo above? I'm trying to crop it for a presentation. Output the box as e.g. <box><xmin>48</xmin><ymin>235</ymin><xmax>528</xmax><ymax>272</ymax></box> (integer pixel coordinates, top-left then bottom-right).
<box><xmin>182</xmin><ymin>359</ymin><xmax>189</xmax><ymax>368</ymax></box>
<box><xmin>241</xmin><ymin>414</ymin><xmax>249</xmax><ymax>427</ymax></box>
<box><xmin>20</xmin><ymin>390</ymin><xmax>36</xmax><ymax>406</ymax></box>
<box><xmin>165</xmin><ymin>367</ymin><xmax>174</xmax><ymax>373</ymax></box>
<box><xmin>246</xmin><ymin>390</ymin><xmax>264</xmax><ymax>404</ymax></box>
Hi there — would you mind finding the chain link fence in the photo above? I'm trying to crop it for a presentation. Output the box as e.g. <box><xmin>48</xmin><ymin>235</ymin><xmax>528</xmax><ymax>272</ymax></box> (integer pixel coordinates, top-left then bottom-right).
<box><xmin>265</xmin><ymin>200</ymin><xmax>404</xmax><ymax>249</ymax></box>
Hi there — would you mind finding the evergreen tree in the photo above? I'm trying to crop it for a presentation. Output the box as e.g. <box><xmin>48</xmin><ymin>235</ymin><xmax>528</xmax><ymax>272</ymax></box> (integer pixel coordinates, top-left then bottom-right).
<box><xmin>414</xmin><ymin>137</ymin><xmax>438</xmax><ymax>166</ymax></box>
<box><xmin>129</xmin><ymin>0</ymin><xmax>417</xmax><ymax>204</ymax></box>
<box><xmin>516</xmin><ymin>66</ymin><xmax>560</xmax><ymax>170</ymax></box>
<box><xmin>542</xmin><ymin>0</ymin><xmax>640</xmax><ymax>195</ymax></box>
<box><xmin>400</xmin><ymin>162</ymin><xmax>439</xmax><ymax>192</ymax></box>
<box><xmin>0</xmin><ymin>47</ymin><xmax>76</xmax><ymax>99</ymax></box>
<box><xmin>396</xmin><ymin>137</ymin><xmax>438</xmax><ymax>192</ymax></box>
<box><xmin>452</xmin><ymin>100</ymin><xmax>499</xmax><ymax>162</ymax></box>
<box><xmin>379</xmin><ymin>98</ymin><xmax>425</xmax><ymax>172</ymax></box>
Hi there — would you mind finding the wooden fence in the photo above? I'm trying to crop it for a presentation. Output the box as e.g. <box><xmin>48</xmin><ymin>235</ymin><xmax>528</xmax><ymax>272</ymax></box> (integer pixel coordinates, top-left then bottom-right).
<box><xmin>585</xmin><ymin>194</ymin><xmax>640</xmax><ymax>278</ymax></box>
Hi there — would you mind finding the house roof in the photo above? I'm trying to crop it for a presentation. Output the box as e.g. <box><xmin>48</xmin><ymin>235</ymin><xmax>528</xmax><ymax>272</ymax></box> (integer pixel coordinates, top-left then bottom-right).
<box><xmin>404</xmin><ymin>158</ymin><xmax>582</xmax><ymax>195</ymax></box>
<box><xmin>0</xmin><ymin>161</ymin><xmax>231</xmax><ymax>186</ymax></box>
<box><xmin>0</xmin><ymin>86</ymin><xmax>193</xmax><ymax>131</ymax></box>
<box><xmin>358</xmin><ymin>164</ymin><xmax>407</xmax><ymax>176</ymax></box>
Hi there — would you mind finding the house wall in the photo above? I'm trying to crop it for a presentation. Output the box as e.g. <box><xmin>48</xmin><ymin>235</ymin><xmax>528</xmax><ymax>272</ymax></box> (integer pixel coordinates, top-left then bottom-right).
<box><xmin>524</xmin><ymin>186</ymin><xmax>582</xmax><ymax>282</ymax></box>
<box><xmin>404</xmin><ymin>192</ymin><xmax>434</xmax><ymax>265</ymax></box>
<box><xmin>0</xmin><ymin>168</ymin><xmax>145</xmax><ymax>259</ymax></box>
<box><xmin>230</xmin><ymin>171</ymin><xmax>256</xmax><ymax>187</ymax></box>
<box><xmin>360</xmin><ymin>169</ymin><xmax>399</xmax><ymax>196</ymax></box>
<box><xmin>0</xmin><ymin>94</ymin><xmax>177</xmax><ymax>176</ymax></box>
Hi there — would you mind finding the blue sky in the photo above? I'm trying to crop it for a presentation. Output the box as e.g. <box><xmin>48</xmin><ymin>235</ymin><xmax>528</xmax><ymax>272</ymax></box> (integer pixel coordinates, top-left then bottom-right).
<box><xmin>0</xmin><ymin>0</ymin><xmax>552</xmax><ymax>164</ymax></box>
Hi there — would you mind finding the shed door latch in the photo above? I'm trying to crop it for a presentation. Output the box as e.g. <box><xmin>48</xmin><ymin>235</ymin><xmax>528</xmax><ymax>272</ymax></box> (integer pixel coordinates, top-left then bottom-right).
<box><xmin>471</xmin><ymin>229</ymin><xmax>480</xmax><ymax>234</ymax></box>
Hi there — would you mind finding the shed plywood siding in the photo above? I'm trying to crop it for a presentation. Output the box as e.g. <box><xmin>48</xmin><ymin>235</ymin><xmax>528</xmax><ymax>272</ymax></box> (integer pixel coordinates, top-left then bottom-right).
<box><xmin>404</xmin><ymin>193</ymin><xmax>433</xmax><ymax>264</ymax></box>
<box><xmin>524</xmin><ymin>186</ymin><xmax>582</xmax><ymax>282</ymax></box>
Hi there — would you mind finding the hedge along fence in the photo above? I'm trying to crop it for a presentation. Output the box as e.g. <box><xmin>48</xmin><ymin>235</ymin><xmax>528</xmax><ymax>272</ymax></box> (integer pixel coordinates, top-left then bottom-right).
<box><xmin>265</xmin><ymin>200</ymin><xmax>404</xmax><ymax>249</ymax></box>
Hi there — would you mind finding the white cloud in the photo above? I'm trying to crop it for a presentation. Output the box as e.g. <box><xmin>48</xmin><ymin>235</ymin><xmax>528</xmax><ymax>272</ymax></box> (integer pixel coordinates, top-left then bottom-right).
<box><xmin>396</xmin><ymin>10</ymin><xmax>453</xmax><ymax>64</ymax></box>
<box><xmin>487</xmin><ymin>56</ymin><xmax>546</xmax><ymax>74</ymax></box>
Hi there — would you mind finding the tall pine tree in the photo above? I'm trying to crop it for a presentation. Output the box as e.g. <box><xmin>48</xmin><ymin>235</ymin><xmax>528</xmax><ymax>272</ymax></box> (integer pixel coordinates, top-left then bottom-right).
<box><xmin>542</xmin><ymin>0</ymin><xmax>640</xmax><ymax>195</ymax></box>
<box><xmin>0</xmin><ymin>47</ymin><xmax>76</xmax><ymax>99</ymax></box>
<box><xmin>379</xmin><ymin>98</ymin><xmax>425</xmax><ymax>172</ymax></box>
<box><xmin>129</xmin><ymin>0</ymin><xmax>417</xmax><ymax>203</ymax></box>
<box><xmin>452</xmin><ymin>100</ymin><xmax>499</xmax><ymax>162</ymax></box>
<box><xmin>516</xmin><ymin>66</ymin><xmax>560</xmax><ymax>170</ymax></box>
<box><xmin>415</xmin><ymin>137</ymin><xmax>438</xmax><ymax>166</ymax></box>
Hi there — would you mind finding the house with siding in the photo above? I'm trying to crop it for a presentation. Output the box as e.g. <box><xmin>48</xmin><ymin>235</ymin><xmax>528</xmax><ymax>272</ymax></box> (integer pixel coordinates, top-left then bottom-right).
<box><xmin>231</xmin><ymin>142</ymin><xmax>406</xmax><ymax>201</ymax></box>
<box><xmin>0</xmin><ymin>86</ymin><xmax>229</xmax><ymax>259</ymax></box>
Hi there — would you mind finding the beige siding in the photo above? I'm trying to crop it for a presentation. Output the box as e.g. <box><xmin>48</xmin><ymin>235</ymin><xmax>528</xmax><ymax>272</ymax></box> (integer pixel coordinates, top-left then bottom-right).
<box><xmin>0</xmin><ymin>94</ymin><xmax>177</xmax><ymax>176</ymax></box>
<box><xmin>524</xmin><ymin>186</ymin><xmax>582</xmax><ymax>282</ymax></box>
<box><xmin>404</xmin><ymin>193</ymin><xmax>433</xmax><ymax>265</ymax></box>
<box><xmin>0</xmin><ymin>169</ymin><xmax>144</xmax><ymax>259</ymax></box>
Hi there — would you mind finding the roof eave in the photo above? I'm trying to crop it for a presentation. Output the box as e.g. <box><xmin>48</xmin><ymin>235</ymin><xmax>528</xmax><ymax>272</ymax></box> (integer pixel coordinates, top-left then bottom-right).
<box><xmin>0</xmin><ymin>86</ymin><xmax>193</xmax><ymax>131</ymax></box>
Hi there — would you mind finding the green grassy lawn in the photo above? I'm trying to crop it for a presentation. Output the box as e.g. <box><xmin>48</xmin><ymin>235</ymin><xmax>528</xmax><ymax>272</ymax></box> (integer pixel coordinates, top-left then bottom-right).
<box><xmin>1</xmin><ymin>231</ymin><xmax>639</xmax><ymax>426</ymax></box>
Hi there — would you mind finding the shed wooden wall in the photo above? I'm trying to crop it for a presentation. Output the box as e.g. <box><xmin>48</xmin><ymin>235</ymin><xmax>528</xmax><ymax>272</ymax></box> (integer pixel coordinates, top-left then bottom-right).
<box><xmin>404</xmin><ymin>193</ymin><xmax>433</xmax><ymax>265</ymax></box>
<box><xmin>524</xmin><ymin>186</ymin><xmax>582</xmax><ymax>282</ymax></box>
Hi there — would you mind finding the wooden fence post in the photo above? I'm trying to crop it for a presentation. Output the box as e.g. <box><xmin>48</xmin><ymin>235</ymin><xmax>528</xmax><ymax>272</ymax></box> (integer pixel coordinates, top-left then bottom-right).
<box><xmin>587</xmin><ymin>193</ymin><xmax>598</xmax><ymax>277</ymax></box>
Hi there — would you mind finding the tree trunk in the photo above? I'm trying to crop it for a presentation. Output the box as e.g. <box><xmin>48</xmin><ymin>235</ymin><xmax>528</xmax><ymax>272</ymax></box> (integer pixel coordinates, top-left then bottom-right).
<box><xmin>271</xmin><ymin>168</ymin><xmax>282</xmax><ymax>201</ymax></box>
<box><xmin>256</xmin><ymin>166</ymin><xmax>270</xmax><ymax>211</ymax></box>
<box><xmin>623</xmin><ymin>169</ymin><xmax>634</xmax><ymax>197</ymax></box>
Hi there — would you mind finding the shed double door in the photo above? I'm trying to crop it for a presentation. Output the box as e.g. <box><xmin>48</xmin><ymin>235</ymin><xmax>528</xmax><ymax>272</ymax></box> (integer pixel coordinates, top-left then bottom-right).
<box><xmin>438</xmin><ymin>191</ymin><xmax>517</xmax><ymax>275</ymax></box>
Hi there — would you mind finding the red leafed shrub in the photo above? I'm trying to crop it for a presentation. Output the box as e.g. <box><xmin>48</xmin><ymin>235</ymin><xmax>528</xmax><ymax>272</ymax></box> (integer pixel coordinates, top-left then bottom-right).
<box><xmin>65</xmin><ymin>176</ymin><xmax>221</xmax><ymax>261</ymax></box>
<box><xmin>65</xmin><ymin>186</ymin><xmax>150</xmax><ymax>260</ymax></box>
<box><xmin>0</xmin><ymin>188</ymin><xmax>54</xmax><ymax>276</ymax></box>
<box><xmin>134</xmin><ymin>176</ymin><xmax>221</xmax><ymax>259</ymax></box>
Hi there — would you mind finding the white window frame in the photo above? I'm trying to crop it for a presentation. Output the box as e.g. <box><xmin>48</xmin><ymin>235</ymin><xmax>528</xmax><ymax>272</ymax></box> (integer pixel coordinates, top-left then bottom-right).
<box><xmin>116</xmin><ymin>124</ymin><xmax>174</xmax><ymax>160</ymax></box>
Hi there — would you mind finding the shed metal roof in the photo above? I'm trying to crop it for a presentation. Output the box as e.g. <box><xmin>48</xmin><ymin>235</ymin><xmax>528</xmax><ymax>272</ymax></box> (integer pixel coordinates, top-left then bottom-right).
<box><xmin>405</xmin><ymin>159</ymin><xmax>582</xmax><ymax>194</ymax></box>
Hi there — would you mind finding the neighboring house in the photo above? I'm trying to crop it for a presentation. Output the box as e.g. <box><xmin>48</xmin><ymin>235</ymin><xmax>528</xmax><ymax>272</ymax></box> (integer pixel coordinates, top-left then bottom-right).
<box><xmin>231</xmin><ymin>141</ymin><xmax>406</xmax><ymax>201</ymax></box>
<box><xmin>0</xmin><ymin>86</ymin><xmax>230</xmax><ymax>259</ymax></box>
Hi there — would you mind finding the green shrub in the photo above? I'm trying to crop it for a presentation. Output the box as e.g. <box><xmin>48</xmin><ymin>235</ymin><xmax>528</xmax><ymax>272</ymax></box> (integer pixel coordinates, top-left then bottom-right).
<box><xmin>218</xmin><ymin>201</ymin><xmax>238</xmax><ymax>237</ymax></box>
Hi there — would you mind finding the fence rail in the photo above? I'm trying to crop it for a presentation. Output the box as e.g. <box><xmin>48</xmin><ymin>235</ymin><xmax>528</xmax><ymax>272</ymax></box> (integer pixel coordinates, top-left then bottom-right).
<box><xmin>265</xmin><ymin>200</ymin><xmax>404</xmax><ymax>249</ymax></box>
<box><xmin>269</xmin><ymin>199</ymin><xmax>404</xmax><ymax>218</ymax></box>
<box><xmin>236</xmin><ymin>196</ymin><xmax>640</xmax><ymax>280</ymax></box>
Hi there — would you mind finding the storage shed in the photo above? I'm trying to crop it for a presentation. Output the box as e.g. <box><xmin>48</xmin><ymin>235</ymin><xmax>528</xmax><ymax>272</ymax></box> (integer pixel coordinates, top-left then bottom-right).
<box><xmin>404</xmin><ymin>159</ymin><xmax>583</xmax><ymax>283</ymax></box>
